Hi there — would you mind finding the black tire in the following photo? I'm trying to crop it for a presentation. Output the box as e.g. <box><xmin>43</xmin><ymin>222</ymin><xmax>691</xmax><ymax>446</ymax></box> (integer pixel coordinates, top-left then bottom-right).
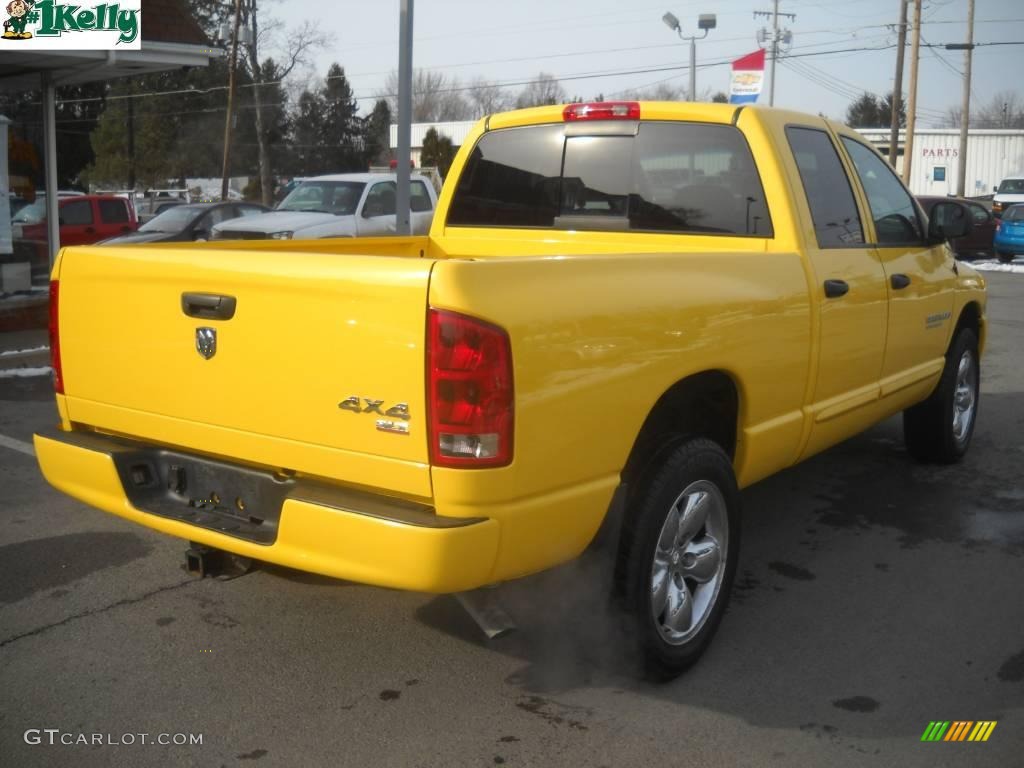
<box><xmin>616</xmin><ymin>438</ymin><xmax>740</xmax><ymax>680</ymax></box>
<box><xmin>997</xmin><ymin>250</ymin><xmax>1014</xmax><ymax>264</ymax></box>
<box><xmin>903</xmin><ymin>328</ymin><xmax>979</xmax><ymax>463</ymax></box>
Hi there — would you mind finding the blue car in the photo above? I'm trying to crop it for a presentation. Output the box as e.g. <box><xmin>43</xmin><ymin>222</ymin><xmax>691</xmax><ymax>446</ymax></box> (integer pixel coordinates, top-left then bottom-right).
<box><xmin>994</xmin><ymin>203</ymin><xmax>1024</xmax><ymax>263</ymax></box>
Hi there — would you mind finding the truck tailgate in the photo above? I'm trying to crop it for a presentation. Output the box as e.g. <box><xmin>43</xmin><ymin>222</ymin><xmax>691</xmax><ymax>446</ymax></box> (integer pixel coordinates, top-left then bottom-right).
<box><xmin>57</xmin><ymin>245</ymin><xmax>434</xmax><ymax>498</ymax></box>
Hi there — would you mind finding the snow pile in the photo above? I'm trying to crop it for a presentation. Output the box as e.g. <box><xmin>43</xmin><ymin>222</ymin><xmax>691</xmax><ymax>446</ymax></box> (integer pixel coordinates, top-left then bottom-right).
<box><xmin>0</xmin><ymin>366</ymin><xmax>52</xmax><ymax>378</ymax></box>
<box><xmin>0</xmin><ymin>345</ymin><xmax>49</xmax><ymax>358</ymax></box>
<box><xmin>971</xmin><ymin>259</ymin><xmax>1024</xmax><ymax>274</ymax></box>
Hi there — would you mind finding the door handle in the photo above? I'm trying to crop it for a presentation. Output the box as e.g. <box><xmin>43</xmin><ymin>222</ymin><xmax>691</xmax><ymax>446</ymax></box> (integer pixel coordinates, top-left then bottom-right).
<box><xmin>890</xmin><ymin>273</ymin><xmax>911</xmax><ymax>290</ymax></box>
<box><xmin>823</xmin><ymin>279</ymin><xmax>849</xmax><ymax>299</ymax></box>
<box><xmin>181</xmin><ymin>292</ymin><xmax>237</xmax><ymax>320</ymax></box>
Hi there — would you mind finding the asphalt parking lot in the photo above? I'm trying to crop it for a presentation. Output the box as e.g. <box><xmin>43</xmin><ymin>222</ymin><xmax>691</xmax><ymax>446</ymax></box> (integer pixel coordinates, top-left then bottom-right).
<box><xmin>1</xmin><ymin>272</ymin><xmax>1021</xmax><ymax>768</ymax></box>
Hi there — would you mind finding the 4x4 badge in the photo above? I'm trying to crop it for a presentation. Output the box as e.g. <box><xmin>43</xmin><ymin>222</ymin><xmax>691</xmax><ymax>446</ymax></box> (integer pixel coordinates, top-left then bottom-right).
<box><xmin>195</xmin><ymin>327</ymin><xmax>217</xmax><ymax>359</ymax></box>
<box><xmin>338</xmin><ymin>397</ymin><xmax>410</xmax><ymax>420</ymax></box>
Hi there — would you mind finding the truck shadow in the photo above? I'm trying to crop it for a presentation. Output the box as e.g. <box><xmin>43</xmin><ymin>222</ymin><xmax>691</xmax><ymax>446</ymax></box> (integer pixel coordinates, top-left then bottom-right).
<box><xmin>415</xmin><ymin>393</ymin><xmax>1024</xmax><ymax>739</ymax></box>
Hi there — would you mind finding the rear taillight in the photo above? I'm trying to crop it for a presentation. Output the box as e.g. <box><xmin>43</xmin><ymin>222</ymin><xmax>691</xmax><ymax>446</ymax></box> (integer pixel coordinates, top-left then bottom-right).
<box><xmin>563</xmin><ymin>101</ymin><xmax>640</xmax><ymax>121</ymax></box>
<box><xmin>427</xmin><ymin>309</ymin><xmax>513</xmax><ymax>468</ymax></box>
<box><xmin>49</xmin><ymin>279</ymin><xmax>63</xmax><ymax>394</ymax></box>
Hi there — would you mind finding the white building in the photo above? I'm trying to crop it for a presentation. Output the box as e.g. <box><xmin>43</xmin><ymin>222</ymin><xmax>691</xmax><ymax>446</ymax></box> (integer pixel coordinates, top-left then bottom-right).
<box><xmin>850</xmin><ymin>129</ymin><xmax>1023</xmax><ymax>197</ymax></box>
<box><xmin>393</xmin><ymin>121</ymin><xmax>1024</xmax><ymax>200</ymax></box>
<box><xmin>389</xmin><ymin>121</ymin><xmax>477</xmax><ymax>167</ymax></box>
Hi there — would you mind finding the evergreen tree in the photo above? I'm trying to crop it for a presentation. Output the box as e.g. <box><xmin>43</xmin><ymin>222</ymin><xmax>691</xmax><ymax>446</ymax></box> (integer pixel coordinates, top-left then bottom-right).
<box><xmin>293</xmin><ymin>88</ymin><xmax>328</xmax><ymax>176</ymax></box>
<box><xmin>322</xmin><ymin>64</ymin><xmax>364</xmax><ymax>172</ymax></box>
<box><xmin>420</xmin><ymin>127</ymin><xmax>456</xmax><ymax>179</ymax></box>
<box><xmin>362</xmin><ymin>99</ymin><xmax>392</xmax><ymax>168</ymax></box>
<box><xmin>846</xmin><ymin>92</ymin><xmax>882</xmax><ymax>128</ymax></box>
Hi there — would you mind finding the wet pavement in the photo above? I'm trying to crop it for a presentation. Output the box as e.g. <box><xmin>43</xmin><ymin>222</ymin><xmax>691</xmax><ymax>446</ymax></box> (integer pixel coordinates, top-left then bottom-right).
<box><xmin>0</xmin><ymin>273</ymin><xmax>1021</xmax><ymax>767</ymax></box>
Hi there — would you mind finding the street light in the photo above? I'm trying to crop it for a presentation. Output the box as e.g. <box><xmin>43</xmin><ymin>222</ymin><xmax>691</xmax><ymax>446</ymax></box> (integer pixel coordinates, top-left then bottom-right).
<box><xmin>663</xmin><ymin>11</ymin><xmax>716</xmax><ymax>101</ymax></box>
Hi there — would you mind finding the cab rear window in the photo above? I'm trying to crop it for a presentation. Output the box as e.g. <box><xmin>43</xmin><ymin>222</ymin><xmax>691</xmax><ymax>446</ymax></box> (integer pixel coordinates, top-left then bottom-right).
<box><xmin>447</xmin><ymin>122</ymin><xmax>773</xmax><ymax>236</ymax></box>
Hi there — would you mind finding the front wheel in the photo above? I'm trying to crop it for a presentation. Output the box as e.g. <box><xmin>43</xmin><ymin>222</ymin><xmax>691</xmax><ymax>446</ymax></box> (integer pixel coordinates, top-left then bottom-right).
<box><xmin>617</xmin><ymin>438</ymin><xmax>740</xmax><ymax>680</ymax></box>
<box><xmin>997</xmin><ymin>250</ymin><xmax>1014</xmax><ymax>264</ymax></box>
<box><xmin>903</xmin><ymin>328</ymin><xmax>979</xmax><ymax>463</ymax></box>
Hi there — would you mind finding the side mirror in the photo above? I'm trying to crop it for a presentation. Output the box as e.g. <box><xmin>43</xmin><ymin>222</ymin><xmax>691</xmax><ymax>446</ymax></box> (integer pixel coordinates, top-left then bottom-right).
<box><xmin>928</xmin><ymin>201</ymin><xmax>972</xmax><ymax>243</ymax></box>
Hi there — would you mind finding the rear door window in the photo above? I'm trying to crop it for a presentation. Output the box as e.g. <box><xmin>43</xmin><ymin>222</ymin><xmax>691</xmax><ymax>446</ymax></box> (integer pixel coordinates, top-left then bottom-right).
<box><xmin>785</xmin><ymin>126</ymin><xmax>864</xmax><ymax>248</ymax></box>
<box><xmin>841</xmin><ymin>137</ymin><xmax>924</xmax><ymax>245</ymax></box>
<box><xmin>98</xmin><ymin>199</ymin><xmax>130</xmax><ymax>224</ymax></box>
<box><xmin>448</xmin><ymin>122</ymin><xmax>772</xmax><ymax>236</ymax></box>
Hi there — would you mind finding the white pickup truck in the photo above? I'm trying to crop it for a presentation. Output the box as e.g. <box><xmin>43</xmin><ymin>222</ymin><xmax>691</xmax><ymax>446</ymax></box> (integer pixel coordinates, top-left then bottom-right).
<box><xmin>211</xmin><ymin>173</ymin><xmax>437</xmax><ymax>241</ymax></box>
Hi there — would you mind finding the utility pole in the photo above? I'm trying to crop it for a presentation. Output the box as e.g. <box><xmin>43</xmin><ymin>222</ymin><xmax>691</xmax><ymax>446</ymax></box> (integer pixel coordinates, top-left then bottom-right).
<box><xmin>947</xmin><ymin>0</ymin><xmax>975</xmax><ymax>197</ymax></box>
<box><xmin>220</xmin><ymin>0</ymin><xmax>243</xmax><ymax>202</ymax></box>
<box><xmin>888</xmin><ymin>0</ymin><xmax>908</xmax><ymax>169</ymax></box>
<box><xmin>127</xmin><ymin>84</ymin><xmax>135</xmax><ymax>191</ymax></box>
<box><xmin>901</xmin><ymin>0</ymin><xmax>921</xmax><ymax>185</ymax></box>
<box><xmin>754</xmin><ymin>1</ymin><xmax>796</xmax><ymax>106</ymax></box>
<box><xmin>395</xmin><ymin>0</ymin><xmax>414</xmax><ymax>236</ymax></box>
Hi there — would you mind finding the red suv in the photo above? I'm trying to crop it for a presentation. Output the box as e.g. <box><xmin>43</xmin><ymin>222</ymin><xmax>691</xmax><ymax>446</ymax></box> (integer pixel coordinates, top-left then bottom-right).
<box><xmin>19</xmin><ymin>195</ymin><xmax>138</xmax><ymax>246</ymax></box>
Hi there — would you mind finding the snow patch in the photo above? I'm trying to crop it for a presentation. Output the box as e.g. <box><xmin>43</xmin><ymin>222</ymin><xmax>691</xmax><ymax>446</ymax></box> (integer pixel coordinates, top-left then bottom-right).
<box><xmin>0</xmin><ymin>366</ymin><xmax>53</xmax><ymax>378</ymax></box>
<box><xmin>0</xmin><ymin>345</ymin><xmax>49</xmax><ymax>357</ymax></box>
<box><xmin>972</xmin><ymin>260</ymin><xmax>1024</xmax><ymax>274</ymax></box>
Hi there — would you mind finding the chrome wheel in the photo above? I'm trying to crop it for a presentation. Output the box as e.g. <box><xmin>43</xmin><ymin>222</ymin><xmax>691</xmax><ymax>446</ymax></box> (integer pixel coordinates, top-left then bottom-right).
<box><xmin>952</xmin><ymin>350</ymin><xmax>977</xmax><ymax>443</ymax></box>
<box><xmin>650</xmin><ymin>480</ymin><xmax>728</xmax><ymax>645</ymax></box>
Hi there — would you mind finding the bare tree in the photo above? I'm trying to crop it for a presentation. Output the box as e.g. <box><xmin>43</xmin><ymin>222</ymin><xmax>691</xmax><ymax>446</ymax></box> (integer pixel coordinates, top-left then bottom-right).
<box><xmin>515</xmin><ymin>72</ymin><xmax>567</xmax><ymax>109</ymax></box>
<box><xmin>945</xmin><ymin>90</ymin><xmax>1024</xmax><ymax>129</ymax></box>
<box><xmin>466</xmin><ymin>78</ymin><xmax>510</xmax><ymax>117</ymax></box>
<box><xmin>244</xmin><ymin>16</ymin><xmax>328</xmax><ymax>204</ymax></box>
<box><xmin>381</xmin><ymin>69</ymin><xmax>472</xmax><ymax>122</ymax></box>
<box><xmin>617</xmin><ymin>83</ymin><xmax>685</xmax><ymax>101</ymax></box>
<box><xmin>976</xmin><ymin>90</ymin><xmax>1024</xmax><ymax>128</ymax></box>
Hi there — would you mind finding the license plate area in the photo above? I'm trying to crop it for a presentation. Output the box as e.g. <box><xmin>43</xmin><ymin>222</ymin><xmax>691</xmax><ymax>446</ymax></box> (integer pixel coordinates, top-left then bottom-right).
<box><xmin>112</xmin><ymin>447</ymin><xmax>295</xmax><ymax>545</ymax></box>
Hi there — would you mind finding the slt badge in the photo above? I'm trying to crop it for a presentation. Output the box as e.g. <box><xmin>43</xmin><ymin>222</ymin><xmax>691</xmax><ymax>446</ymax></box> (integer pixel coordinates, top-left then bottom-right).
<box><xmin>338</xmin><ymin>397</ymin><xmax>411</xmax><ymax>435</ymax></box>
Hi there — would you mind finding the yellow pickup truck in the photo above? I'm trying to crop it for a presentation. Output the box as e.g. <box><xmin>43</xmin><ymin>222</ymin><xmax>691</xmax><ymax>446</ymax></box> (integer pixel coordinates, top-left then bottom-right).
<box><xmin>35</xmin><ymin>102</ymin><xmax>985</xmax><ymax>677</ymax></box>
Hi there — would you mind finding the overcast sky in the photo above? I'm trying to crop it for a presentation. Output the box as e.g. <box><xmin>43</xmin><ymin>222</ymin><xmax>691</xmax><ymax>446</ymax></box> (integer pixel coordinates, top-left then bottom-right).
<box><xmin>269</xmin><ymin>0</ymin><xmax>1022</xmax><ymax>125</ymax></box>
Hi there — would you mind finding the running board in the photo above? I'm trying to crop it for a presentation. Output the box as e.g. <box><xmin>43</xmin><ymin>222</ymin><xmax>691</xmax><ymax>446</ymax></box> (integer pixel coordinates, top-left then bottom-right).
<box><xmin>455</xmin><ymin>587</ymin><xmax>517</xmax><ymax>640</ymax></box>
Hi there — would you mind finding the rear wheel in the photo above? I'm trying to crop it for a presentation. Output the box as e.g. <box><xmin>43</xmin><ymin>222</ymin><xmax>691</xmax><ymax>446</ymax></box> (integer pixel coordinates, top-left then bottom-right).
<box><xmin>617</xmin><ymin>438</ymin><xmax>740</xmax><ymax>680</ymax></box>
<box><xmin>997</xmin><ymin>250</ymin><xmax>1014</xmax><ymax>263</ymax></box>
<box><xmin>903</xmin><ymin>328</ymin><xmax>979</xmax><ymax>463</ymax></box>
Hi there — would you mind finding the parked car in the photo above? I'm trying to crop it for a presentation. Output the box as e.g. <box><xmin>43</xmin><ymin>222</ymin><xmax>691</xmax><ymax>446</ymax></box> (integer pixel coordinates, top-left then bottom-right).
<box><xmin>917</xmin><ymin>195</ymin><xmax>995</xmax><ymax>259</ymax></box>
<box><xmin>211</xmin><ymin>173</ymin><xmax>437</xmax><ymax>241</ymax></box>
<box><xmin>17</xmin><ymin>195</ymin><xmax>137</xmax><ymax>246</ymax></box>
<box><xmin>137</xmin><ymin>200</ymin><xmax>187</xmax><ymax>226</ymax></box>
<box><xmin>994</xmin><ymin>203</ymin><xmax>1024</xmax><ymax>262</ymax></box>
<box><xmin>992</xmin><ymin>174</ymin><xmax>1024</xmax><ymax>218</ymax></box>
<box><xmin>101</xmin><ymin>202</ymin><xmax>269</xmax><ymax>245</ymax></box>
<box><xmin>11</xmin><ymin>190</ymin><xmax>87</xmax><ymax>225</ymax></box>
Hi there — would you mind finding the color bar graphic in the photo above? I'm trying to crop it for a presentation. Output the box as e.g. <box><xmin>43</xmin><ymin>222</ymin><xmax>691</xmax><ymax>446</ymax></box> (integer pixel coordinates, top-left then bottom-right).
<box><xmin>921</xmin><ymin>720</ymin><xmax>996</xmax><ymax>742</ymax></box>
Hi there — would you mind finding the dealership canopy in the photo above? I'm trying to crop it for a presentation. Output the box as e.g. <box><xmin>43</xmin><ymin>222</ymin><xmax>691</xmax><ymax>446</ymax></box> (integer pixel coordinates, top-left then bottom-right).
<box><xmin>0</xmin><ymin>0</ymin><xmax>219</xmax><ymax>263</ymax></box>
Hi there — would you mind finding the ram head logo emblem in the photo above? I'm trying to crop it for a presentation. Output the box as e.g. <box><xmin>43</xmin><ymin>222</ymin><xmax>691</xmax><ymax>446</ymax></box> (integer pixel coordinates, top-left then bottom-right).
<box><xmin>195</xmin><ymin>327</ymin><xmax>217</xmax><ymax>360</ymax></box>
